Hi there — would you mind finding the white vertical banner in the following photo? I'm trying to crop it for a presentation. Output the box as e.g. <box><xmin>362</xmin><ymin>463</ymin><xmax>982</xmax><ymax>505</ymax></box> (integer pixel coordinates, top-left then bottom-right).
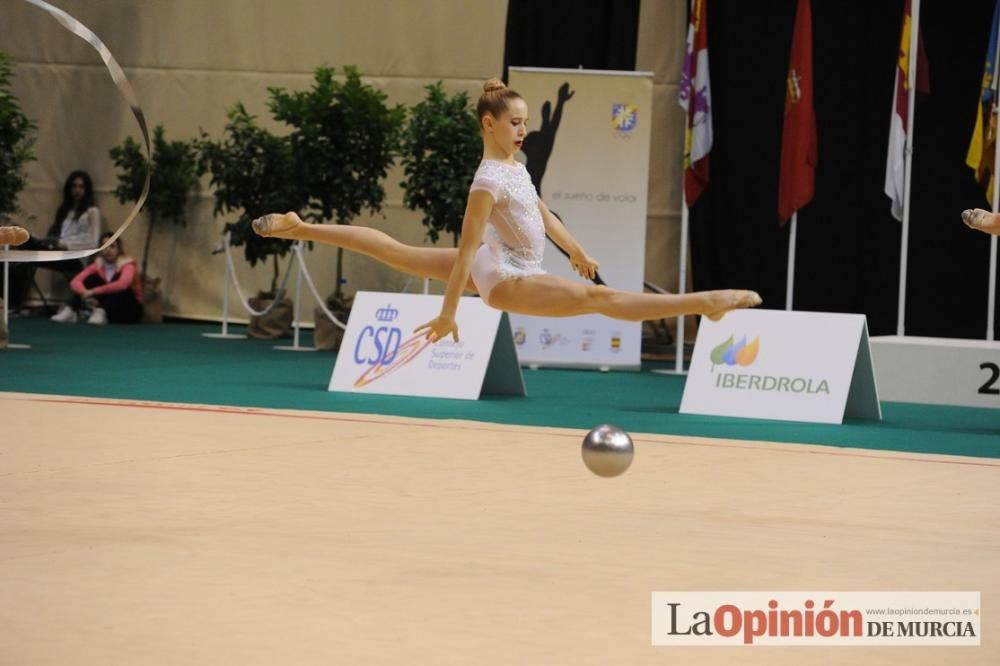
<box><xmin>507</xmin><ymin>67</ymin><xmax>653</xmax><ymax>369</ymax></box>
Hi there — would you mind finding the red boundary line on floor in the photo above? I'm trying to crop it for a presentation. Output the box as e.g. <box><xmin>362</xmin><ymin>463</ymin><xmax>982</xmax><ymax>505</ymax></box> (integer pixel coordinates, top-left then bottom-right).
<box><xmin>6</xmin><ymin>393</ymin><xmax>1000</xmax><ymax>468</ymax></box>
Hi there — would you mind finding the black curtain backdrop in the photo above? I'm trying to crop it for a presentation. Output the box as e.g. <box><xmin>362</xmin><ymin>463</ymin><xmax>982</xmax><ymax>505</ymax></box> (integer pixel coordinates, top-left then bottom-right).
<box><xmin>503</xmin><ymin>1</ymin><xmax>640</xmax><ymax>78</ymax></box>
<box><xmin>505</xmin><ymin>0</ymin><xmax>999</xmax><ymax>338</ymax></box>
<box><xmin>694</xmin><ymin>0</ymin><xmax>998</xmax><ymax>338</ymax></box>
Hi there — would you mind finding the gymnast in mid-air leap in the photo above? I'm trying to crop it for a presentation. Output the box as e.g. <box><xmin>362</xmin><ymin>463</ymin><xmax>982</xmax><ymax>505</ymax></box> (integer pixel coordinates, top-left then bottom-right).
<box><xmin>253</xmin><ymin>78</ymin><xmax>762</xmax><ymax>342</ymax></box>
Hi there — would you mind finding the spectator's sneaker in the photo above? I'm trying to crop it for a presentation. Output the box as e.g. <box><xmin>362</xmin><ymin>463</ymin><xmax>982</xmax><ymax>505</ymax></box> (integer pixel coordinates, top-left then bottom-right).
<box><xmin>86</xmin><ymin>307</ymin><xmax>107</xmax><ymax>325</ymax></box>
<box><xmin>50</xmin><ymin>305</ymin><xmax>78</xmax><ymax>323</ymax></box>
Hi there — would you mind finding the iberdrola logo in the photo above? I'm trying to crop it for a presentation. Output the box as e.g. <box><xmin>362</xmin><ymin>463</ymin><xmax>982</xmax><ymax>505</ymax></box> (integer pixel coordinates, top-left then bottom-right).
<box><xmin>710</xmin><ymin>335</ymin><xmax>760</xmax><ymax>367</ymax></box>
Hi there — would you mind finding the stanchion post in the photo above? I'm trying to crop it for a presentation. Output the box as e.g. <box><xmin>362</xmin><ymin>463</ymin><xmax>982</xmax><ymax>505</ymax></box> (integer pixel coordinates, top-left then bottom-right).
<box><xmin>274</xmin><ymin>243</ymin><xmax>317</xmax><ymax>352</ymax></box>
<box><xmin>2</xmin><ymin>246</ymin><xmax>31</xmax><ymax>350</ymax></box>
<box><xmin>203</xmin><ymin>232</ymin><xmax>247</xmax><ymax>340</ymax></box>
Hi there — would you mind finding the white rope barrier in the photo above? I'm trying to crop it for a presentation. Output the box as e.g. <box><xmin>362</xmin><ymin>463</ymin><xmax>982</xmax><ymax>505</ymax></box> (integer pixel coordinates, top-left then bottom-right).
<box><xmin>202</xmin><ymin>232</ymin><xmax>247</xmax><ymax>339</ymax></box>
<box><xmin>294</xmin><ymin>243</ymin><xmax>348</xmax><ymax>330</ymax></box>
<box><xmin>222</xmin><ymin>235</ymin><xmax>293</xmax><ymax>318</ymax></box>
<box><xmin>273</xmin><ymin>242</ymin><xmax>316</xmax><ymax>351</ymax></box>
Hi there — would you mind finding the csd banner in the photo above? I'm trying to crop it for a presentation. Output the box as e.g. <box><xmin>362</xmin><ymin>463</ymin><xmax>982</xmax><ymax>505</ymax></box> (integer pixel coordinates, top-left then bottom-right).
<box><xmin>507</xmin><ymin>67</ymin><xmax>653</xmax><ymax>369</ymax></box>
<box><xmin>680</xmin><ymin>310</ymin><xmax>881</xmax><ymax>424</ymax></box>
<box><xmin>328</xmin><ymin>292</ymin><xmax>525</xmax><ymax>401</ymax></box>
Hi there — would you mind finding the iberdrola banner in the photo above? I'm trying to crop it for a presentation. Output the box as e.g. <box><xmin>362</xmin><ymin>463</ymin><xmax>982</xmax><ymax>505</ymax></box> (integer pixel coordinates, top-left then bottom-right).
<box><xmin>507</xmin><ymin>67</ymin><xmax>653</xmax><ymax>369</ymax></box>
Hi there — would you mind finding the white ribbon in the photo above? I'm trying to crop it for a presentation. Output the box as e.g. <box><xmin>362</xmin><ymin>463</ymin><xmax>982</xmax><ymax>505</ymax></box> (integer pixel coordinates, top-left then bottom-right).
<box><xmin>222</xmin><ymin>237</ymin><xmax>294</xmax><ymax>318</ymax></box>
<box><xmin>0</xmin><ymin>0</ymin><xmax>150</xmax><ymax>263</ymax></box>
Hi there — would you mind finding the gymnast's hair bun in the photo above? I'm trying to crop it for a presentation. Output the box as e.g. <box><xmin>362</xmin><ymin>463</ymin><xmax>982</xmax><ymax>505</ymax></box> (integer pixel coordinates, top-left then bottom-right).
<box><xmin>483</xmin><ymin>78</ymin><xmax>507</xmax><ymax>93</ymax></box>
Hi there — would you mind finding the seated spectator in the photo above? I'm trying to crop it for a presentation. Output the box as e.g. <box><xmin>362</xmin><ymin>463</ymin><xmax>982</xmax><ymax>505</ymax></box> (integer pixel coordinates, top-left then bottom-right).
<box><xmin>51</xmin><ymin>232</ymin><xmax>143</xmax><ymax>325</ymax></box>
<box><xmin>7</xmin><ymin>170</ymin><xmax>102</xmax><ymax>307</ymax></box>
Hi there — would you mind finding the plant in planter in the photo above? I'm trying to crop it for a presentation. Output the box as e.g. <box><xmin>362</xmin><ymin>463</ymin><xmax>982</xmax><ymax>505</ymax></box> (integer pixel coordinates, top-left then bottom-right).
<box><xmin>199</xmin><ymin>103</ymin><xmax>310</xmax><ymax>337</ymax></box>
<box><xmin>199</xmin><ymin>103</ymin><xmax>308</xmax><ymax>287</ymax></box>
<box><xmin>109</xmin><ymin>125</ymin><xmax>203</xmax><ymax>322</ymax></box>
<box><xmin>0</xmin><ymin>52</ymin><xmax>36</xmax><ymax>224</ymax></box>
<box><xmin>268</xmin><ymin>65</ymin><xmax>405</xmax><ymax>332</ymax></box>
<box><xmin>400</xmin><ymin>82</ymin><xmax>481</xmax><ymax>247</ymax></box>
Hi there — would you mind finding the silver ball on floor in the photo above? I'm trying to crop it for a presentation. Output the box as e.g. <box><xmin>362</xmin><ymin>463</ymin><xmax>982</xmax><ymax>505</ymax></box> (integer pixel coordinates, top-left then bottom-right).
<box><xmin>581</xmin><ymin>424</ymin><xmax>634</xmax><ymax>477</ymax></box>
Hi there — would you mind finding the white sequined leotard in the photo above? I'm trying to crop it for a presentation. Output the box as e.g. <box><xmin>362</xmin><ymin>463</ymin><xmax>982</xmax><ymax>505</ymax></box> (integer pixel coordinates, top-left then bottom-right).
<box><xmin>468</xmin><ymin>159</ymin><xmax>546</xmax><ymax>305</ymax></box>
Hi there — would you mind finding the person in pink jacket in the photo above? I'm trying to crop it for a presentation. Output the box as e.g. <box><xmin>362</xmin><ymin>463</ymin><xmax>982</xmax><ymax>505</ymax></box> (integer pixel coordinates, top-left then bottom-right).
<box><xmin>51</xmin><ymin>232</ymin><xmax>143</xmax><ymax>325</ymax></box>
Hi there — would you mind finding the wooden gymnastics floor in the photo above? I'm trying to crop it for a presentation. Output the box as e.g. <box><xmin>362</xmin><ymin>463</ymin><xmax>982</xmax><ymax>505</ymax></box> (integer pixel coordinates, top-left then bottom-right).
<box><xmin>2</xmin><ymin>391</ymin><xmax>997</xmax><ymax>664</ymax></box>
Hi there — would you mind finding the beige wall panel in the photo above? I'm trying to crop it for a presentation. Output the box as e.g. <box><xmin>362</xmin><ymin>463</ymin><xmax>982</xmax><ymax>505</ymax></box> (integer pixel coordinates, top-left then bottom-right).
<box><xmin>3</xmin><ymin>0</ymin><xmax>688</xmax><ymax>324</ymax></box>
<box><xmin>2</xmin><ymin>0</ymin><xmax>504</xmax><ymax>320</ymax></box>
<box><xmin>1</xmin><ymin>0</ymin><xmax>507</xmax><ymax>78</ymax></box>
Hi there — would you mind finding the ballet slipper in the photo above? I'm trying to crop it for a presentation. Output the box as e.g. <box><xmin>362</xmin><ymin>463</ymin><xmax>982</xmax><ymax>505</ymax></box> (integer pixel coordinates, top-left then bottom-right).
<box><xmin>0</xmin><ymin>226</ymin><xmax>29</xmax><ymax>247</ymax></box>
<box><xmin>961</xmin><ymin>208</ymin><xmax>986</xmax><ymax>229</ymax></box>
<box><xmin>961</xmin><ymin>207</ymin><xmax>1000</xmax><ymax>235</ymax></box>
<box><xmin>706</xmin><ymin>290</ymin><xmax>762</xmax><ymax>321</ymax></box>
<box><xmin>251</xmin><ymin>213</ymin><xmax>302</xmax><ymax>239</ymax></box>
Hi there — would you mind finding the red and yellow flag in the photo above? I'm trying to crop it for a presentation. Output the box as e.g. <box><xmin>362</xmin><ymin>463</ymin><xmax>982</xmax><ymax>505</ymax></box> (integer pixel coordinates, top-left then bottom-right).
<box><xmin>966</xmin><ymin>1</ymin><xmax>1000</xmax><ymax>205</ymax></box>
<box><xmin>778</xmin><ymin>0</ymin><xmax>817</xmax><ymax>225</ymax></box>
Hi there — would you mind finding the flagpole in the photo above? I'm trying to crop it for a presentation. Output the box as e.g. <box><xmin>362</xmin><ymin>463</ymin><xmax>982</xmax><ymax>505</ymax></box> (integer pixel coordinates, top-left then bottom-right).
<box><xmin>786</xmin><ymin>213</ymin><xmax>798</xmax><ymax>310</ymax></box>
<box><xmin>988</xmin><ymin>12</ymin><xmax>1000</xmax><ymax>342</ymax></box>
<box><xmin>989</xmin><ymin>225</ymin><xmax>998</xmax><ymax>342</ymax></box>
<box><xmin>896</xmin><ymin>0</ymin><xmax>921</xmax><ymax>337</ymax></box>
<box><xmin>675</xmin><ymin>194</ymin><xmax>689</xmax><ymax>372</ymax></box>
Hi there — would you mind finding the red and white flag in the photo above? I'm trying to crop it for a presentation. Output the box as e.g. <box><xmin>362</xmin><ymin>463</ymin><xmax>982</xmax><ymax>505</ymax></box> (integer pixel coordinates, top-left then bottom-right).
<box><xmin>884</xmin><ymin>0</ymin><xmax>930</xmax><ymax>221</ymax></box>
<box><xmin>679</xmin><ymin>0</ymin><xmax>712</xmax><ymax>205</ymax></box>
<box><xmin>778</xmin><ymin>0</ymin><xmax>817</xmax><ymax>225</ymax></box>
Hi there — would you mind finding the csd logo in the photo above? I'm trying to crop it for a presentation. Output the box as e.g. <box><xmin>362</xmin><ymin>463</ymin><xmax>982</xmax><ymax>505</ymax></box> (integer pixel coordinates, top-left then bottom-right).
<box><xmin>375</xmin><ymin>304</ymin><xmax>399</xmax><ymax>322</ymax></box>
<box><xmin>354</xmin><ymin>325</ymin><xmax>402</xmax><ymax>366</ymax></box>
<box><xmin>355</xmin><ymin>305</ymin><xmax>403</xmax><ymax>365</ymax></box>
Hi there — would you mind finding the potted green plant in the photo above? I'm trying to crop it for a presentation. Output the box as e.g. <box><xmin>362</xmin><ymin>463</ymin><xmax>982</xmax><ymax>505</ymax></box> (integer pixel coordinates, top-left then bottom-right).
<box><xmin>110</xmin><ymin>125</ymin><xmax>203</xmax><ymax>322</ymax></box>
<box><xmin>268</xmin><ymin>65</ymin><xmax>405</xmax><ymax>335</ymax></box>
<box><xmin>400</xmin><ymin>82</ymin><xmax>481</xmax><ymax>247</ymax></box>
<box><xmin>0</xmin><ymin>51</ymin><xmax>36</xmax><ymax>224</ymax></box>
<box><xmin>199</xmin><ymin>103</ymin><xmax>309</xmax><ymax>337</ymax></box>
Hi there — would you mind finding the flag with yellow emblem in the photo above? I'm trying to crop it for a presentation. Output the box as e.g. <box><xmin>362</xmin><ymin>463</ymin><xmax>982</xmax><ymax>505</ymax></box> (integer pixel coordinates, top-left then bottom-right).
<box><xmin>966</xmin><ymin>1</ymin><xmax>1000</xmax><ymax>205</ymax></box>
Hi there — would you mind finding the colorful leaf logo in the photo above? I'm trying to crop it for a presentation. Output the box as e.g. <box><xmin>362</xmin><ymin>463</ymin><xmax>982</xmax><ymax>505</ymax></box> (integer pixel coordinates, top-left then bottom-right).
<box><xmin>710</xmin><ymin>335</ymin><xmax>760</xmax><ymax>366</ymax></box>
<box><xmin>710</xmin><ymin>335</ymin><xmax>734</xmax><ymax>365</ymax></box>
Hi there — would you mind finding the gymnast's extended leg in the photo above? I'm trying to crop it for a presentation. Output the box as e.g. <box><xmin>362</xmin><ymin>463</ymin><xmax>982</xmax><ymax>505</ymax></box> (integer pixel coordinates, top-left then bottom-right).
<box><xmin>253</xmin><ymin>212</ymin><xmax>477</xmax><ymax>291</ymax></box>
<box><xmin>486</xmin><ymin>273</ymin><xmax>761</xmax><ymax>322</ymax></box>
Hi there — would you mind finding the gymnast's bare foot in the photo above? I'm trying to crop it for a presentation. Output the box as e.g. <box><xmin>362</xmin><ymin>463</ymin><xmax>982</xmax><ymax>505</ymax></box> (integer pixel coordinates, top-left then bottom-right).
<box><xmin>251</xmin><ymin>212</ymin><xmax>305</xmax><ymax>239</ymax></box>
<box><xmin>962</xmin><ymin>208</ymin><xmax>1000</xmax><ymax>236</ymax></box>
<box><xmin>705</xmin><ymin>289</ymin><xmax>762</xmax><ymax>321</ymax></box>
<box><xmin>0</xmin><ymin>225</ymin><xmax>29</xmax><ymax>247</ymax></box>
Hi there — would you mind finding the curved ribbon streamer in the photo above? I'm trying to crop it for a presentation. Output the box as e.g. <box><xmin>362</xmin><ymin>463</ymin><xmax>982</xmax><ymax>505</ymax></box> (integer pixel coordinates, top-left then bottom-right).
<box><xmin>0</xmin><ymin>0</ymin><xmax>150</xmax><ymax>262</ymax></box>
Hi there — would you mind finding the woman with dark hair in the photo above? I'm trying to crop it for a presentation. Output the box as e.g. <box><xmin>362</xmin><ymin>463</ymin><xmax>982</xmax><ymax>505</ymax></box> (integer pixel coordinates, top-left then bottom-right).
<box><xmin>46</xmin><ymin>170</ymin><xmax>102</xmax><ymax>250</ymax></box>
<box><xmin>6</xmin><ymin>170</ymin><xmax>103</xmax><ymax>308</ymax></box>
<box><xmin>51</xmin><ymin>231</ymin><xmax>143</xmax><ymax>325</ymax></box>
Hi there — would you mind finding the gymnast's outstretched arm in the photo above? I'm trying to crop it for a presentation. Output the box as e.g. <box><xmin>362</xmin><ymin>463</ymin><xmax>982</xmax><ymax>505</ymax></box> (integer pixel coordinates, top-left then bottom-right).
<box><xmin>414</xmin><ymin>190</ymin><xmax>493</xmax><ymax>342</ymax></box>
